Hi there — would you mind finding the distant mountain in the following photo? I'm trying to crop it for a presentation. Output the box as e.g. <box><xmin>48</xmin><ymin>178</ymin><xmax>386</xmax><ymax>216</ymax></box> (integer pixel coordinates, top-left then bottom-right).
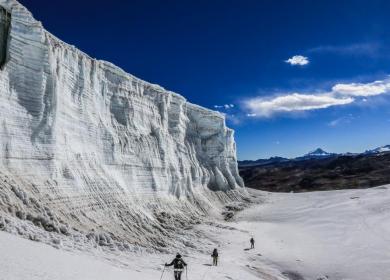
<box><xmin>238</xmin><ymin>148</ymin><xmax>338</xmax><ymax>167</ymax></box>
<box><xmin>297</xmin><ymin>148</ymin><xmax>337</xmax><ymax>160</ymax></box>
<box><xmin>306</xmin><ymin>148</ymin><xmax>333</xmax><ymax>157</ymax></box>
<box><xmin>239</xmin><ymin>144</ymin><xmax>390</xmax><ymax>192</ymax></box>
<box><xmin>238</xmin><ymin>156</ymin><xmax>289</xmax><ymax>167</ymax></box>
<box><xmin>364</xmin><ymin>145</ymin><xmax>390</xmax><ymax>155</ymax></box>
<box><xmin>239</xmin><ymin>146</ymin><xmax>390</xmax><ymax>168</ymax></box>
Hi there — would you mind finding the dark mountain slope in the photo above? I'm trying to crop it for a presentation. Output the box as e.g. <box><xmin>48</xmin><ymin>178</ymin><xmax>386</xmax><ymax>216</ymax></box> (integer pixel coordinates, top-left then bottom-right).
<box><xmin>239</xmin><ymin>152</ymin><xmax>390</xmax><ymax>192</ymax></box>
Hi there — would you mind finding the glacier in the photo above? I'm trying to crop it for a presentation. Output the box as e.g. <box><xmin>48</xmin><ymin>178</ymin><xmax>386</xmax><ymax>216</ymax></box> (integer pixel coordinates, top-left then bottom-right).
<box><xmin>0</xmin><ymin>0</ymin><xmax>245</xmax><ymax>250</ymax></box>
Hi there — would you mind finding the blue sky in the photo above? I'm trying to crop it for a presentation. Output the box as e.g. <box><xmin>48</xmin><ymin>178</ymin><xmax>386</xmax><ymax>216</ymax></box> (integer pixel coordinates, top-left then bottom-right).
<box><xmin>19</xmin><ymin>0</ymin><xmax>390</xmax><ymax>159</ymax></box>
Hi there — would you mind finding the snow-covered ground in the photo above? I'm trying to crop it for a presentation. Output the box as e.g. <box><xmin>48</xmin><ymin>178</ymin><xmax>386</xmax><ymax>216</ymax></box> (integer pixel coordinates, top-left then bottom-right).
<box><xmin>235</xmin><ymin>187</ymin><xmax>390</xmax><ymax>280</ymax></box>
<box><xmin>2</xmin><ymin>186</ymin><xmax>390</xmax><ymax>280</ymax></box>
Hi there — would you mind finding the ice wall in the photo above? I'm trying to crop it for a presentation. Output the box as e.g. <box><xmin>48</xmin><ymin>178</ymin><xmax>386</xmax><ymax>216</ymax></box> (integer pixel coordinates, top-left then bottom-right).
<box><xmin>0</xmin><ymin>0</ymin><xmax>244</xmax><ymax>248</ymax></box>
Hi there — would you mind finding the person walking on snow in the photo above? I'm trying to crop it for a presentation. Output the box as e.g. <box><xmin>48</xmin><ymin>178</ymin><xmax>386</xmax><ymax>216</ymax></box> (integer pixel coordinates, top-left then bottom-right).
<box><xmin>165</xmin><ymin>253</ymin><xmax>187</xmax><ymax>280</ymax></box>
<box><xmin>211</xmin><ymin>248</ymin><xmax>219</xmax><ymax>266</ymax></box>
<box><xmin>250</xmin><ymin>237</ymin><xmax>255</xmax><ymax>249</ymax></box>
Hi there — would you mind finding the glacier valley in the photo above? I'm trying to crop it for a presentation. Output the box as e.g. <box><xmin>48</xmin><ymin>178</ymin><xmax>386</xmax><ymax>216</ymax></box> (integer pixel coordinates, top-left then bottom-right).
<box><xmin>1</xmin><ymin>1</ymin><xmax>389</xmax><ymax>280</ymax></box>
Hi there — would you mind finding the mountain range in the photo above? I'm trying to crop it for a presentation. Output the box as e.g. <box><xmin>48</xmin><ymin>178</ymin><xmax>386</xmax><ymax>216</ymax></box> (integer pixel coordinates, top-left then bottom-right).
<box><xmin>239</xmin><ymin>146</ymin><xmax>390</xmax><ymax>167</ymax></box>
<box><xmin>239</xmin><ymin>145</ymin><xmax>390</xmax><ymax>192</ymax></box>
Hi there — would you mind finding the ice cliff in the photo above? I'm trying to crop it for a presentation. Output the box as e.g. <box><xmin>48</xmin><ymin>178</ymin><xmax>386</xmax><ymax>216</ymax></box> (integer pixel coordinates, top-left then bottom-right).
<box><xmin>0</xmin><ymin>0</ymin><xmax>245</xmax><ymax>250</ymax></box>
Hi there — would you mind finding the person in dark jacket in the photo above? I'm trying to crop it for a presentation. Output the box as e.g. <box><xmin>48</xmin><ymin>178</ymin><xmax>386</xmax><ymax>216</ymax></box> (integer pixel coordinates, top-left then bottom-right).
<box><xmin>211</xmin><ymin>248</ymin><xmax>218</xmax><ymax>266</ymax></box>
<box><xmin>250</xmin><ymin>237</ymin><xmax>255</xmax><ymax>249</ymax></box>
<box><xmin>165</xmin><ymin>253</ymin><xmax>187</xmax><ymax>280</ymax></box>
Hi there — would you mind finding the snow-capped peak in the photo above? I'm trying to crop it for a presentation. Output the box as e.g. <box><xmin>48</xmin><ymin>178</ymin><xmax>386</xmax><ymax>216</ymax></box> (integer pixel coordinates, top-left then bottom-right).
<box><xmin>305</xmin><ymin>148</ymin><xmax>333</xmax><ymax>157</ymax></box>
<box><xmin>364</xmin><ymin>145</ymin><xmax>390</xmax><ymax>154</ymax></box>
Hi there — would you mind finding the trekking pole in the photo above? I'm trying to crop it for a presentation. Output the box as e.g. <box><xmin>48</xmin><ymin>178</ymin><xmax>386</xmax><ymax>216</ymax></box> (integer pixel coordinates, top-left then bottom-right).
<box><xmin>160</xmin><ymin>265</ymin><xmax>166</xmax><ymax>280</ymax></box>
<box><xmin>186</xmin><ymin>266</ymin><xmax>188</xmax><ymax>280</ymax></box>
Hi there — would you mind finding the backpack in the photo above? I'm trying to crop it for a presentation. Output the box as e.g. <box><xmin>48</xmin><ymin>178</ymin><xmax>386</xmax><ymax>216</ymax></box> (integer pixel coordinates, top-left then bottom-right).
<box><xmin>176</xmin><ymin>259</ymin><xmax>184</xmax><ymax>269</ymax></box>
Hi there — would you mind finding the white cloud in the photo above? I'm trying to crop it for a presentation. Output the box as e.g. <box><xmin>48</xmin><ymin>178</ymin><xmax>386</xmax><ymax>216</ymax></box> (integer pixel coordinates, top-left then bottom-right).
<box><xmin>245</xmin><ymin>93</ymin><xmax>353</xmax><ymax>117</ymax></box>
<box><xmin>214</xmin><ymin>104</ymin><xmax>235</xmax><ymax>109</ymax></box>
<box><xmin>244</xmin><ymin>77</ymin><xmax>390</xmax><ymax>118</ymax></box>
<box><xmin>285</xmin><ymin>55</ymin><xmax>309</xmax><ymax>66</ymax></box>
<box><xmin>308</xmin><ymin>42</ymin><xmax>381</xmax><ymax>56</ymax></box>
<box><xmin>332</xmin><ymin>80</ymin><xmax>390</xmax><ymax>97</ymax></box>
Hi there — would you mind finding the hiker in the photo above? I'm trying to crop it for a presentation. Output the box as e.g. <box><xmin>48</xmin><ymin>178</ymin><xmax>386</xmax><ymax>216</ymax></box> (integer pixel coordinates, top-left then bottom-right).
<box><xmin>165</xmin><ymin>253</ymin><xmax>187</xmax><ymax>280</ymax></box>
<box><xmin>250</xmin><ymin>237</ymin><xmax>255</xmax><ymax>249</ymax></box>
<box><xmin>211</xmin><ymin>248</ymin><xmax>218</xmax><ymax>266</ymax></box>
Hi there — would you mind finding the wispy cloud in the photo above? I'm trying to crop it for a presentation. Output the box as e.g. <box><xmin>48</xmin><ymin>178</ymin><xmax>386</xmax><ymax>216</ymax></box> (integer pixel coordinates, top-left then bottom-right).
<box><xmin>225</xmin><ymin>113</ymin><xmax>242</xmax><ymax>125</ymax></box>
<box><xmin>328</xmin><ymin>114</ymin><xmax>355</xmax><ymax>127</ymax></box>
<box><xmin>285</xmin><ymin>55</ymin><xmax>309</xmax><ymax>66</ymax></box>
<box><xmin>214</xmin><ymin>104</ymin><xmax>235</xmax><ymax>109</ymax></box>
<box><xmin>244</xmin><ymin>77</ymin><xmax>390</xmax><ymax>118</ymax></box>
<box><xmin>308</xmin><ymin>42</ymin><xmax>381</xmax><ymax>57</ymax></box>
